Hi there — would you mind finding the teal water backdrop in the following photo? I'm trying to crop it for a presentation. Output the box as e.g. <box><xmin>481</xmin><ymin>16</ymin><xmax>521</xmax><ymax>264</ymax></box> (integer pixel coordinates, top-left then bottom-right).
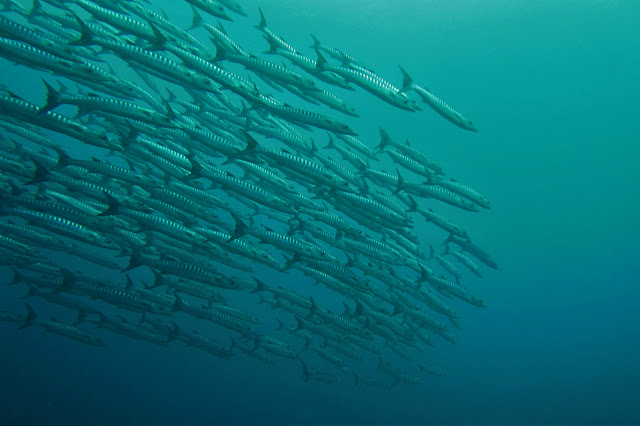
<box><xmin>1</xmin><ymin>0</ymin><xmax>639</xmax><ymax>424</ymax></box>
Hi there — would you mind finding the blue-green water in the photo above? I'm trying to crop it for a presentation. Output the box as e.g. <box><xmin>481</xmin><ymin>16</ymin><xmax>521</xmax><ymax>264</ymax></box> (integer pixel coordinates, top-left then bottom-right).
<box><xmin>1</xmin><ymin>1</ymin><xmax>639</xmax><ymax>424</ymax></box>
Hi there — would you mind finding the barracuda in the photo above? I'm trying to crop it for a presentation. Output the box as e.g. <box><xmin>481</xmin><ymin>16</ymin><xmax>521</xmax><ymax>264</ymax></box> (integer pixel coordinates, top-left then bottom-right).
<box><xmin>315</xmin><ymin>50</ymin><xmax>416</xmax><ymax>112</ymax></box>
<box><xmin>399</xmin><ymin>66</ymin><xmax>477</xmax><ymax>132</ymax></box>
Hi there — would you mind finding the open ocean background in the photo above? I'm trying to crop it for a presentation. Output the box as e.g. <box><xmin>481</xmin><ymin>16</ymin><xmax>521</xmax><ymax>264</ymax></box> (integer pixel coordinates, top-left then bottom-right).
<box><xmin>1</xmin><ymin>0</ymin><xmax>639</xmax><ymax>424</ymax></box>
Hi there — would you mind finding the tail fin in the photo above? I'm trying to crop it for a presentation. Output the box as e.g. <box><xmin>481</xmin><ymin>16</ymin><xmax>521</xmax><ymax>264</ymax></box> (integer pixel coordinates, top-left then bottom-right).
<box><xmin>210</xmin><ymin>38</ymin><xmax>228</xmax><ymax>62</ymax></box>
<box><xmin>69</xmin><ymin>13</ymin><xmax>95</xmax><ymax>46</ymax></box>
<box><xmin>314</xmin><ymin>49</ymin><xmax>328</xmax><ymax>72</ymax></box>
<box><xmin>292</xmin><ymin>316</ymin><xmax>305</xmax><ymax>332</ymax></box>
<box><xmin>324</xmin><ymin>134</ymin><xmax>336</xmax><ymax>150</ymax></box>
<box><xmin>406</xmin><ymin>195</ymin><xmax>419</xmax><ymax>213</ymax></box>
<box><xmin>310</xmin><ymin>34</ymin><xmax>321</xmax><ymax>49</ymax></box>
<box><xmin>26</xmin><ymin>156</ymin><xmax>50</xmax><ymax>185</ymax></box>
<box><xmin>398</xmin><ymin>66</ymin><xmax>414</xmax><ymax>93</ymax></box>
<box><xmin>241</xmin><ymin>131</ymin><xmax>260</xmax><ymax>156</ymax></box>
<box><xmin>97</xmin><ymin>192</ymin><xmax>121</xmax><ymax>216</ymax></box>
<box><xmin>29</xmin><ymin>0</ymin><xmax>45</xmax><ymax>17</ymax></box>
<box><xmin>251</xmin><ymin>278</ymin><xmax>265</xmax><ymax>293</ymax></box>
<box><xmin>393</xmin><ymin>168</ymin><xmax>406</xmax><ymax>195</ymax></box>
<box><xmin>307</xmin><ymin>296</ymin><xmax>318</xmax><ymax>318</ymax></box>
<box><xmin>8</xmin><ymin>267</ymin><xmax>25</xmax><ymax>286</ymax></box>
<box><xmin>39</xmin><ymin>79</ymin><xmax>63</xmax><ymax>114</ymax></box>
<box><xmin>74</xmin><ymin>311</ymin><xmax>86</xmax><ymax>326</ymax></box>
<box><xmin>183</xmin><ymin>153</ymin><xmax>204</xmax><ymax>181</ymax></box>
<box><xmin>352</xmin><ymin>371</ymin><xmax>359</xmax><ymax>386</ymax></box>
<box><xmin>228</xmin><ymin>213</ymin><xmax>250</xmax><ymax>242</ymax></box>
<box><xmin>255</xmin><ymin>8</ymin><xmax>267</xmax><ymax>30</ymax></box>
<box><xmin>262</xmin><ymin>35</ymin><xmax>279</xmax><ymax>54</ymax></box>
<box><xmin>19</xmin><ymin>303</ymin><xmax>36</xmax><ymax>329</ymax></box>
<box><xmin>188</xmin><ymin>5</ymin><xmax>205</xmax><ymax>30</ymax></box>
<box><xmin>146</xmin><ymin>21</ymin><xmax>168</xmax><ymax>51</ymax></box>
<box><xmin>417</xmin><ymin>264</ymin><xmax>431</xmax><ymax>283</ymax></box>
<box><xmin>375</xmin><ymin>127</ymin><xmax>393</xmax><ymax>152</ymax></box>
<box><xmin>283</xmin><ymin>253</ymin><xmax>302</xmax><ymax>270</ymax></box>
<box><xmin>428</xmin><ymin>244</ymin><xmax>435</xmax><ymax>260</ymax></box>
<box><xmin>121</xmin><ymin>248</ymin><xmax>142</xmax><ymax>273</ymax></box>
<box><xmin>50</xmin><ymin>146</ymin><xmax>71</xmax><ymax>170</ymax></box>
<box><xmin>124</xmin><ymin>273</ymin><xmax>135</xmax><ymax>291</ymax></box>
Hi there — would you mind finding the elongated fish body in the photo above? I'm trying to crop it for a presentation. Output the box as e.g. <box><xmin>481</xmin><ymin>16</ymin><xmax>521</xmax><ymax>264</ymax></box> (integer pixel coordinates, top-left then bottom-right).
<box><xmin>0</xmin><ymin>15</ymin><xmax>89</xmax><ymax>62</ymax></box>
<box><xmin>73</xmin><ymin>21</ymin><xmax>221</xmax><ymax>95</ymax></box>
<box><xmin>177</xmin><ymin>329</ymin><xmax>232</xmax><ymax>358</ymax></box>
<box><xmin>21</xmin><ymin>304</ymin><xmax>104</xmax><ymax>346</ymax></box>
<box><xmin>186</xmin><ymin>0</ymin><xmax>232</xmax><ymax>21</ymax></box>
<box><xmin>5</xmin><ymin>206</ymin><xmax>119</xmax><ymax>250</ymax></box>
<box><xmin>168</xmin><ymin>46</ymin><xmax>243</xmax><ymax>91</ymax></box>
<box><xmin>395</xmin><ymin>171</ymin><xmax>479</xmax><ymax>212</ymax></box>
<box><xmin>241</xmin><ymin>133</ymin><xmax>354</xmax><ymax>191</ymax></box>
<box><xmin>0</xmin><ymin>93</ymin><xmax>119</xmax><ymax>150</ymax></box>
<box><xmin>174</xmin><ymin>296</ymin><xmax>254</xmax><ymax>336</ymax></box>
<box><xmin>378</xmin><ymin>128</ymin><xmax>444</xmax><ymax>174</ymax></box>
<box><xmin>402</xmin><ymin>195</ymin><xmax>470</xmax><ymax>239</ymax></box>
<box><xmin>234</xmin><ymin>159</ymin><xmax>298</xmax><ymax>194</ymax></box>
<box><xmin>40</xmin><ymin>81</ymin><xmax>175</xmax><ymax>128</ymax></box>
<box><xmin>335</xmin><ymin>134</ymin><xmax>375</xmax><ymax>159</ymax></box>
<box><xmin>213</xmin><ymin>39</ymin><xmax>322</xmax><ymax>93</ymax></box>
<box><xmin>263</xmin><ymin>40</ymin><xmax>354</xmax><ymax>91</ymax></box>
<box><xmin>445</xmin><ymin>246</ymin><xmax>483</xmax><ymax>278</ymax></box>
<box><xmin>446</xmin><ymin>235</ymin><xmax>498</xmax><ymax>270</ymax></box>
<box><xmin>0</xmin><ymin>36</ymin><xmax>80</xmax><ymax>76</ymax></box>
<box><xmin>424</xmin><ymin>272</ymin><xmax>485</xmax><ymax>308</ymax></box>
<box><xmin>255</xmin><ymin>96</ymin><xmax>357</xmax><ymax>135</ymax></box>
<box><xmin>302</xmin><ymin>88</ymin><xmax>358</xmax><ymax>117</ymax></box>
<box><xmin>193</xmin><ymin>15</ymin><xmax>247</xmax><ymax>57</ymax></box>
<box><xmin>315</xmin><ymin>51</ymin><xmax>415</xmax><ymax>111</ymax></box>
<box><xmin>231</xmin><ymin>215</ymin><xmax>337</xmax><ymax>264</ymax></box>
<box><xmin>324</xmin><ymin>135</ymin><xmax>368</xmax><ymax>170</ymax></box>
<box><xmin>310</xmin><ymin>34</ymin><xmax>363</xmax><ymax>68</ymax></box>
<box><xmin>333</xmin><ymin>191</ymin><xmax>410</xmax><ymax>228</ymax></box>
<box><xmin>429</xmin><ymin>245</ymin><xmax>462</xmax><ymax>284</ymax></box>
<box><xmin>215</xmin><ymin>0</ymin><xmax>246</xmax><ymax>16</ymax></box>
<box><xmin>119</xmin><ymin>1</ymin><xmax>212</xmax><ymax>57</ymax></box>
<box><xmin>149</xmin><ymin>271</ymin><xmax>225</xmax><ymax>304</ymax></box>
<box><xmin>253</xmin><ymin>279</ymin><xmax>312</xmax><ymax>310</ymax></box>
<box><xmin>189</xmin><ymin>160</ymin><xmax>295</xmax><ymax>214</ymax></box>
<box><xmin>428</xmin><ymin>177</ymin><xmax>491</xmax><ymax>209</ymax></box>
<box><xmin>399</xmin><ymin>66</ymin><xmax>477</xmax><ymax>131</ymax></box>
<box><xmin>382</xmin><ymin>149</ymin><xmax>433</xmax><ymax>178</ymax></box>
<box><xmin>316</xmin><ymin>155</ymin><xmax>369</xmax><ymax>194</ymax></box>
<box><xmin>93</xmin><ymin>314</ymin><xmax>169</xmax><ymax>346</ymax></box>
<box><xmin>72</xmin><ymin>0</ymin><xmax>164</xmax><ymax>42</ymax></box>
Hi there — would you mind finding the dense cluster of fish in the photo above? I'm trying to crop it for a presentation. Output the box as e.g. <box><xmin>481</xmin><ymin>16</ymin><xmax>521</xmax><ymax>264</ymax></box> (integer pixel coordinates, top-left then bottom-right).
<box><xmin>0</xmin><ymin>0</ymin><xmax>497</xmax><ymax>387</ymax></box>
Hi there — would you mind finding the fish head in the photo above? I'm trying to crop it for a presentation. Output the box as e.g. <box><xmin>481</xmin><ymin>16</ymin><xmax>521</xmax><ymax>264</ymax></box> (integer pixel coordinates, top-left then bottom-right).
<box><xmin>408</xmin><ymin>97</ymin><xmax>423</xmax><ymax>111</ymax></box>
<box><xmin>388</xmin><ymin>91</ymin><xmax>416</xmax><ymax>112</ymax></box>
<box><xmin>459</xmin><ymin>116</ymin><xmax>478</xmax><ymax>132</ymax></box>
<box><xmin>341</xmin><ymin>103</ymin><xmax>359</xmax><ymax>117</ymax></box>
<box><xmin>96</xmin><ymin>235</ymin><xmax>121</xmax><ymax>251</ymax></box>
<box><xmin>300</xmin><ymin>77</ymin><xmax>321</xmax><ymax>92</ymax></box>
<box><xmin>84</xmin><ymin>334</ymin><xmax>105</xmax><ymax>347</ymax></box>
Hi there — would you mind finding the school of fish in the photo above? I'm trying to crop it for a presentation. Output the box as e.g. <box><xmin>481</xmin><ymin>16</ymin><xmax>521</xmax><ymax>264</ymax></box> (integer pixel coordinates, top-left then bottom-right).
<box><xmin>0</xmin><ymin>0</ymin><xmax>497</xmax><ymax>387</ymax></box>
